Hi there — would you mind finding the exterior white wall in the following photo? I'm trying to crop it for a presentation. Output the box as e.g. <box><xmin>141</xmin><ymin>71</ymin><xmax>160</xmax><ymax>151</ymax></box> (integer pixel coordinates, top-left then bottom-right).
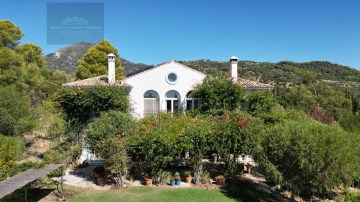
<box><xmin>124</xmin><ymin>61</ymin><xmax>206</xmax><ymax>118</ymax></box>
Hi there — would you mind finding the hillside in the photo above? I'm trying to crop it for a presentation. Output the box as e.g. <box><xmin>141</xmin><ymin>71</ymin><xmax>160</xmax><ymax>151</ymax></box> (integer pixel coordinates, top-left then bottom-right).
<box><xmin>45</xmin><ymin>42</ymin><xmax>147</xmax><ymax>76</ymax></box>
<box><xmin>46</xmin><ymin>42</ymin><xmax>93</xmax><ymax>75</ymax></box>
<box><xmin>179</xmin><ymin>60</ymin><xmax>360</xmax><ymax>92</ymax></box>
<box><xmin>45</xmin><ymin>42</ymin><xmax>360</xmax><ymax>91</ymax></box>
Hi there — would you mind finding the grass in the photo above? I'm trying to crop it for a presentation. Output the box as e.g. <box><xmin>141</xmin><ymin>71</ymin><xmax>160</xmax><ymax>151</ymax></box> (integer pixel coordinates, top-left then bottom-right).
<box><xmin>69</xmin><ymin>186</ymin><xmax>280</xmax><ymax>202</ymax></box>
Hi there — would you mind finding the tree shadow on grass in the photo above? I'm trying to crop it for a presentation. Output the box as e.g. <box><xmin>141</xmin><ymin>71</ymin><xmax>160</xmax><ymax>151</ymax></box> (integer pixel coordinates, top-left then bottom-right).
<box><xmin>219</xmin><ymin>180</ymin><xmax>288</xmax><ymax>202</ymax></box>
<box><xmin>0</xmin><ymin>187</ymin><xmax>55</xmax><ymax>202</ymax></box>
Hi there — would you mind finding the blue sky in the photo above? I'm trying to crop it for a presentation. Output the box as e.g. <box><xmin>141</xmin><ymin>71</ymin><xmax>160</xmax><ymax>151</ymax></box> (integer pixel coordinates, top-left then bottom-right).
<box><xmin>1</xmin><ymin>0</ymin><xmax>360</xmax><ymax>69</ymax></box>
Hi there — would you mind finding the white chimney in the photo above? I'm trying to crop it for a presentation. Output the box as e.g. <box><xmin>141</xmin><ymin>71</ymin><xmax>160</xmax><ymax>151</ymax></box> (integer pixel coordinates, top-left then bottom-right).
<box><xmin>230</xmin><ymin>56</ymin><xmax>238</xmax><ymax>82</ymax></box>
<box><xmin>107</xmin><ymin>53</ymin><xmax>116</xmax><ymax>84</ymax></box>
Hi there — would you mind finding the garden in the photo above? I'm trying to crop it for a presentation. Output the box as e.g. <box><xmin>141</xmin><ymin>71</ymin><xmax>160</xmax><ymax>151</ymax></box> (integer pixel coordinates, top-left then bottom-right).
<box><xmin>52</xmin><ymin>77</ymin><xmax>360</xmax><ymax>201</ymax></box>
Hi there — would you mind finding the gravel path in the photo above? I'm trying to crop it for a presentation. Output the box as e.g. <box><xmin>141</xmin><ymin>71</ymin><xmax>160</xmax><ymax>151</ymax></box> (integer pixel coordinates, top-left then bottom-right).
<box><xmin>54</xmin><ymin>166</ymin><xmax>110</xmax><ymax>190</ymax></box>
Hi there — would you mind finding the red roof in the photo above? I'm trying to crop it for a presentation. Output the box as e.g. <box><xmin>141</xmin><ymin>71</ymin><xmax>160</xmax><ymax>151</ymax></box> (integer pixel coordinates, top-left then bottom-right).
<box><xmin>237</xmin><ymin>78</ymin><xmax>273</xmax><ymax>89</ymax></box>
<box><xmin>62</xmin><ymin>75</ymin><xmax>125</xmax><ymax>87</ymax></box>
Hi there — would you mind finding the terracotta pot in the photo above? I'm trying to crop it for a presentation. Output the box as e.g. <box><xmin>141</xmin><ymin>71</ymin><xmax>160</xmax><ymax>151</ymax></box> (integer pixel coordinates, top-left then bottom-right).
<box><xmin>185</xmin><ymin>176</ymin><xmax>192</xmax><ymax>183</ymax></box>
<box><xmin>216</xmin><ymin>177</ymin><xmax>225</xmax><ymax>185</ymax></box>
<box><xmin>97</xmin><ymin>177</ymin><xmax>104</xmax><ymax>186</ymax></box>
<box><xmin>145</xmin><ymin>178</ymin><xmax>152</xmax><ymax>186</ymax></box>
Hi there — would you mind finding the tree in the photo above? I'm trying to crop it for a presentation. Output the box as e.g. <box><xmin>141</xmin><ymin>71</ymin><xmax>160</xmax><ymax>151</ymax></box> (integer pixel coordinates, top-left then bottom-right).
<box><xmin>75</xmin><ymin>40</ymin><xmax>123</xmax><ymax>80</ymax></box>
<box><xmin>213</xmin><ymin>111</ymin><xmax>264</xmax><ymax>178</ymax></box>
<box><xmin>135</xmin><ymin>113</ymin><xmax>185</xmax><ymax>181</ymax></box>
<box><xmin>56</xmin><ymin>86</ymin><xmax>130</xmax><ymax>132</ymax></box>
<box><xmin>275</xmin><ymin>84</ymin><xmax>317</xmax><ymax>113</ymax></box>
<box><xmin>16</xmin><ymin>43</ymin><xmax>46</xmax><ymax>68</ymax></box>
<box><xmin>182</xmin><ymin>115</ymin><xmax>215</xmax><ymax>184</ymax></box>
<box><xmin>0</xmin><ymin>20</ymin><xmax>23</xmax><ymax>48</ymax></box>
<box><xmin>192</xmin><ymin>76</ymin><xmax>244</xmax><ymax>114</ymax></box>
<box><xmin>262</xmin><ymin>120</ymin><xmax>359</xmax><ymax>200</ymax></box>
<box><xmin>86</xmin><ymin>111</ymin><xmax>134</xmax><ymax>187</ymax></box>
<box><xmin>244</xmin><ymin>90</ymin><xmax>275</xmax><ymax>115</ymax></box>
<box><xmin>0</xmin><ymin>86</ymin><xmax>35</xmax><ymax>136</ymax></box>
<box><xmin>86</xmin><ymin>111</ymin><xmax>134</xmax><ymax>155</ymax></box>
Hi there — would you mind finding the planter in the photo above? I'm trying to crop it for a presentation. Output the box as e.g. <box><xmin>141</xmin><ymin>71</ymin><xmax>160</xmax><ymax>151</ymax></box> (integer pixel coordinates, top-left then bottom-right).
<box><xmin>185</xmin><ymin>176</ymin><xmax>192</xmax><ymax>184</ymax></box>
<box><xmin>170</xmin><ymin>180</ymin><xmax>176</xmax><ymax>186</ymax></box>
<box><xmin>175</xmin><ymin>180</ymin><xmax>180</xmax><ymax>186</ymax></box>
<box><xmin>145</xmin><ymin>178</ymin><xmax>152</xmax><ymax>186</ymax></box>
<box><xmin>216</xmin><ymin>177</ymin><xmax>225</xmax><ymax>185</ymax></box>
<box><xmin>97</xmin><ymin>177</ymin><xmax>104</xmax><ymax>186</ymax></box>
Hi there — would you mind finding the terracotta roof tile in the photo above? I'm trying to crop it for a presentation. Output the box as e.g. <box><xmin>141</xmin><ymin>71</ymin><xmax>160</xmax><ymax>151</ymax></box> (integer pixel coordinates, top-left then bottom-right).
<box><xmin>237</xmin><ymin>78</ymin><xmax>273</xmax><ymax>89</ymax></box>
<box><xmin>62</xmin><ymin>75</ymin><xmax>125</xmax><ymax>87</ymax></box>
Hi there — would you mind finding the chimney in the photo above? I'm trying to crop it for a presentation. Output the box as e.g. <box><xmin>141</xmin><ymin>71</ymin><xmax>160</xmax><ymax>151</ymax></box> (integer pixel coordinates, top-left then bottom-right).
<box><xmin>107</xmin><ymin>53</ymin><xmax>116</xmax><ymax>84</ymax></box>
<box><xmin>230</xmin><ymin>56</ymin><xmax>238</xmax><ymax>82</ymax></box>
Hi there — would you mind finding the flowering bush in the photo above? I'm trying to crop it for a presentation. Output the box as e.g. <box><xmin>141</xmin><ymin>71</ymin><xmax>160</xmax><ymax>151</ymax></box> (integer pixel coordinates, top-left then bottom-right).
<box><xmin>213</xmin><ymin>111</ymin><xmax>264</xmax><ymax>177</ymax></box>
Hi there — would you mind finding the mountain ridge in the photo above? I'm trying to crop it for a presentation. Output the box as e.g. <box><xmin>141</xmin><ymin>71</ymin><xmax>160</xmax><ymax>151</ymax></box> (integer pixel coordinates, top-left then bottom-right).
<box><xmin>45</xmin><ymin>42</ymin><xmax>360</xmax><ymax>91</ymax></box>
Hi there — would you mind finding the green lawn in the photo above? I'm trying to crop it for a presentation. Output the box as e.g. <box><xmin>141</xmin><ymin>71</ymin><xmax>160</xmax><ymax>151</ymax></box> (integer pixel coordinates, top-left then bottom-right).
<box><xmin>69</xmin><ymin>186</ymin><xmax>280</xmax><ymax>202</ymax></box>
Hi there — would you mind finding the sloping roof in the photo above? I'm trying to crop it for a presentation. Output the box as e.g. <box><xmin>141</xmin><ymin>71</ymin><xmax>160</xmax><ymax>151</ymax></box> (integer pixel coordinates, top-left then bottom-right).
<box><xmin>126</xmin><ymin>65</ymin><xmax>155</xmax><ymax>77</ymax></box>
<box><xmin>62</xmin><ymin>62</ymin><xmax>271</xmax><ymax>90</ymax></box>
<box><xmin>237</xmin><ymin>78</ymin><xmax>273</xmax><ymax>89</ymax></box>
<box><xmin>62</xmin><ymin>75</ymin><xmax>125</xmax><ymax>87</ymax></box>
<box><xmin>125</xmin><ymin>61</ymin><xmax>206</xmax><ymax>79</ymax></box>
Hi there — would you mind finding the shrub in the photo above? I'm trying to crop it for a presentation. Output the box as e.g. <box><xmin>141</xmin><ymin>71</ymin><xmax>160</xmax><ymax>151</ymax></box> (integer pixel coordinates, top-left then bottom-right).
<box><xmin>213</xmin><ymin>111</ymin><xmax>264</xmax><ymax>177</ymax></box>
<box><xmin>0</xmin><ymin>86</ymin><xmax>35</xmax><ymax>136</ymax></box>
<box><xmin>185</xmin><ymin>171</ymin><xmax>192</xmax><ymax>177</ymax></box>
<box><xmin>262</xmin><ymin>120</ymin><xmax>360</xmax><ymax>199</ymax></box>
<box><xmin>86</xmin><ymin>111</ymin><xmax>134</xmax><ymax>157</ymax></box>
<box><xmin>159</xmin><ymin>171</ymin><xmax>172</xmax><ymax>184</ymax></box>
<box><xmin>192</xmin><ymin>76</ymin><xmax>244</xmax><ymax>114</ymax></box>
<box><xmin>200</xmin><ymin>171</ymin><xmax>210</xmax><ymax>184</ymax></box>
<box><xmin>56</xmin><ymin>86</ymin><xmax>130</xmax><ymax>131</ymax></box>
<box><xmin>0</xmin><ymin>134</ymin><xmax>24</xmax><ymax>180</ymax></box>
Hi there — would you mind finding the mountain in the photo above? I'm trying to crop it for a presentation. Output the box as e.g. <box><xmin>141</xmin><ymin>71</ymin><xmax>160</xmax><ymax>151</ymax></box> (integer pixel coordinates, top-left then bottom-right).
<box><xmin>45</xmin><ymin>42</ymin><xmax>93</xmax><ymax>75</ymax></box>
<box><xmin>45</xmin><ymin>42</ymin><xmax>148</xmax><ymax>76</ymax></box>
<box><xmin>45</xmin><ymin>42</ymin><xmax>360</xmax><ymax>92</ymax></box>
<box><xmin>179</xmin><ymin>60</ymin><xmax>360</xmax><ymax>91</ymax></box>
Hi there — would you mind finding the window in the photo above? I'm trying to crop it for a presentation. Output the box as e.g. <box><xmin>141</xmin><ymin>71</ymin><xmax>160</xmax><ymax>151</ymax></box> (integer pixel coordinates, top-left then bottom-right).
<box><xmin>165</xmin><ymin>90</ymin><xmax>181</xmax><ymax>114</ymax></box>
<box><xmin>186</xmin><ymin>91</ymin><xmax>200</xmax><ymax>111</ymax></box>
<box><xmin>166</xmin><ymin>72</ymin><xmax>178</xmax><ymax>85</ymax></box>
<box><xmin>144</xmin><ymin>90</ymin><xmax>159</xmax><ymax>116</ymax></box>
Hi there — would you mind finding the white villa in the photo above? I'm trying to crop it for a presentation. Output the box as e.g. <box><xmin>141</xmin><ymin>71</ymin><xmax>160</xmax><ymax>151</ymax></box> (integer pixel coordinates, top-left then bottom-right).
<box><xmin>63</xmin><ymin>54</ymin><xmax>273</xmax><ymax>118</ymax></box>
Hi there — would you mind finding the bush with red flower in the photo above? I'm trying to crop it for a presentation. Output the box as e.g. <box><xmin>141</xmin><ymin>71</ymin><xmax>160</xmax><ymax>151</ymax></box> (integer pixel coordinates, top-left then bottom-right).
<box><xmin>213</xmin><ymin>110</ymin><xmax>264</xmax><ymax>177</ymax></box>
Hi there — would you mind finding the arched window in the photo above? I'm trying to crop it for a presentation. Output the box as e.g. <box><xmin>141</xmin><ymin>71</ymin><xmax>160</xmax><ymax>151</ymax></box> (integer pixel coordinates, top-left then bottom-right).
<box><xmin>165</xmin><ymin>90</ymin><xmax>181</xmax><ymax>114</ymax></box>
<box><xmin>144</xmin><ymin>90</ymin><xmax>160</xmax><ymax>116</ymax></box>
<box><xmin>186</xmin><ymin>91</ymin><xmax>200</xmax><ymax>110</ymax></box>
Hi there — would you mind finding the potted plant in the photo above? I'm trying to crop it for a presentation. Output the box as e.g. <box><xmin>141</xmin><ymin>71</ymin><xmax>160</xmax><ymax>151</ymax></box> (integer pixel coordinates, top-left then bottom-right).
<box><xmin>144</xmin><ymin>174</ymin><xmax>153</xmax><ymax>186</ymax></box>
<box><xmin>159</xmin><ymin>171</ymin><xmax>172</xmax><ymax>185</ymax></box>
<box><xmin>94</xmin><ymin>165</ymin><xmax>105</xmax><ymax>186</ymax></box>
<box><xmin>200</xmin><ymin>171</ymin><xmax>210</xmax><ymax>184</ymax></box>
<box><xmin>185</xmin><ymin>171</ymin><xmax>192</xmax><ymax>184</ymax></box>
<box><xmin>214</xmin><ymin>175</ymin><xmax>225</xmax><ymax>185</ymax></box>
<box><xmin>174</xmin><ymin>172</ymin><xmax>181</xmax><ymax>186</ymax></box>
<box><xmin>170</xmin><ymin>176</ymin><xmax>175</xmax><ymax>186</ymax></box>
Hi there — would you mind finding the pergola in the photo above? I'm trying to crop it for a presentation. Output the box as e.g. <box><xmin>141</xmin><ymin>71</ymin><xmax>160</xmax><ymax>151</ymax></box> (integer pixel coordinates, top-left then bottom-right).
<box><xmin>0</xmin><ymin>164</ymin><xmax>64</xmax><ymax>201</ymax></box>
